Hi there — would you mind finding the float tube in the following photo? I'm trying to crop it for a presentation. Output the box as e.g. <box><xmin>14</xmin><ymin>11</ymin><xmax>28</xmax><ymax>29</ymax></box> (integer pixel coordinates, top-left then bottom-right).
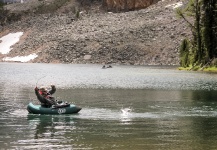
<box><xmin>27</xmin><ymin>102</ymin><xmax>82</xmax><ymax>114</ymax></box>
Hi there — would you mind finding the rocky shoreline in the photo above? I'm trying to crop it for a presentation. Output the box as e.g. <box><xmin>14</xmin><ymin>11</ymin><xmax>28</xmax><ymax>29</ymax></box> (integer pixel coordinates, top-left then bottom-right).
<box><xmin>0</xmin><ymin>0</ymin><xmax>190</xmax><ymax>65</ymax></box>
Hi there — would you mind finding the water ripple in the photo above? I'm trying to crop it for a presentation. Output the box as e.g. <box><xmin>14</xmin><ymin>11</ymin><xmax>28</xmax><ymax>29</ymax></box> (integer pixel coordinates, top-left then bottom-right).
<box><xmin>1</xmin><ymin>63</ymin><xmax>217</xmax><ymax>90</ymax></box>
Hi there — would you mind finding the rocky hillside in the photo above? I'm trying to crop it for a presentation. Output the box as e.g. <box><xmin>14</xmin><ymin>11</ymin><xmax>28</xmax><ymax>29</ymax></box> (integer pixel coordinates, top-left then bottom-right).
<box><xmin>103</xmin><ymin>0</ymin><xmax>160</xmax><ymax>12</ymax></box>
<box><xmin>0</xmin><ymin>0</ymin><xmax>190</xmax><ymax>65</ymax></box>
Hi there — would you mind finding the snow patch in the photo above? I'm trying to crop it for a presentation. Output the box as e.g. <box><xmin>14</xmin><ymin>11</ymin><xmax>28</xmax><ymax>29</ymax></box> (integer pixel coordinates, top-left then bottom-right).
<box><xmin>165</xmin><ymin>2</ymin><xmax>183</xmax><ymax>9</ymax></box>
<box><xmin>3</xmin><ymin>53</ymin><xmax>38</xmax><ymax>62</ymax></box>
<box><xmin>0</xmin><ymin>32</ymin><xmax>23</xmax><ymax>54</ymax></box>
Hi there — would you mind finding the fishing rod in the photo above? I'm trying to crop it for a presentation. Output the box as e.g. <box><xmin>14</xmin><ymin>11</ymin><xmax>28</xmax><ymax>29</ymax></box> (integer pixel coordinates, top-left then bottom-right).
<box><xmin>36</xmin><ymin>75</ymin><xmax>46</xmax><ymax>87</ymax></box>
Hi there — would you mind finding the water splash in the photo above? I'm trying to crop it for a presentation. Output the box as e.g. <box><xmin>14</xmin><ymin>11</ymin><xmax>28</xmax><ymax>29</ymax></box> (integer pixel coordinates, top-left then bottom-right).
<box><xmin>120</xmin><ymin>108</ymin><xmax>133</xmax><ymax>123</ymax></box>
<box><xmin>121</xmin><ymin>108</ymin><xmax>132</xmax><ymax>115</ymax></box>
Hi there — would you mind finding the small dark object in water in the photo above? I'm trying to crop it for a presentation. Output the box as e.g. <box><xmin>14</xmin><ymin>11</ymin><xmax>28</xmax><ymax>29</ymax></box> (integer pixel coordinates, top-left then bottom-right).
<box><xmin>107</xmin><ymin>65</ymin><xmax>112</xmax><ymax>68</ymax></box>
<box><xmin>102</xmin><ymin>65</ymin><xmax>112</xmax><ymax>69</ymax></box>
<box><xmin>102</xmin><ymin>65</ymin><xmax>106</xmax><ymax>69</ymax></box>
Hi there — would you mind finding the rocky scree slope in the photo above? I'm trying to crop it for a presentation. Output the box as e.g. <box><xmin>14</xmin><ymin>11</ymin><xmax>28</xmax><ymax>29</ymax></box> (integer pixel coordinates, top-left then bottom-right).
<box><xmin>1</xmin><ymin>0</ymin><xmax>190</xmax><ymax>65</ymax></box>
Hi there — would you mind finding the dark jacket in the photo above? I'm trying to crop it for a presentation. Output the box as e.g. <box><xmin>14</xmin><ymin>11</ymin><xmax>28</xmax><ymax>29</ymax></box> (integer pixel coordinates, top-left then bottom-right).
<box><xmin>35</xmin><ymin>86</ymin><xmax>57</xmax><ymax>107</ymax></box>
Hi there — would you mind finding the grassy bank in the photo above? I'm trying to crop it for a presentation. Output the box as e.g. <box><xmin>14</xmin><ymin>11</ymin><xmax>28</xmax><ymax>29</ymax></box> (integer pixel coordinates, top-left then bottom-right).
<box><xmin>178</xmin><ymin>66</ymin><xmax>217</xmax><ymax>72</ymax></box>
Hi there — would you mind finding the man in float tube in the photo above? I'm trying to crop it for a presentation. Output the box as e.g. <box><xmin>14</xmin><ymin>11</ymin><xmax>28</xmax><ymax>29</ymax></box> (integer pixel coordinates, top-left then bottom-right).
<box><xmin>35</xmin><ymin>85</ymin><xmax>58</xmax><ymax>107</ymax></box>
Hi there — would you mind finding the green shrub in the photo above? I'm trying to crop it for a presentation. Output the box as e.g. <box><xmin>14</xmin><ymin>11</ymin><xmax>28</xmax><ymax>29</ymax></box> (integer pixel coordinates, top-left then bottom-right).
<box><xmin>179</xmin><ymin>38</ymin><xmax>190</xmax><ymax>68</ymax></box>
<box><xmin>75</xmin><ymin>8</ymin><xmax>80</xmax><ymax>18</ymax></box>
<box><xmin>0</xmin><ymin>2</ymin><xmax>9</xmax><ymax>25</ymax></box>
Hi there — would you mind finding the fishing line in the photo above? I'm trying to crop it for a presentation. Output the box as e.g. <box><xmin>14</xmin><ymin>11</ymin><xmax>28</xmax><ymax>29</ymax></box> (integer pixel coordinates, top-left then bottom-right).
<box><xmin>36</xmin><ymin>75</ymin><xmax>46</xmax><ymax>87</ymax></box>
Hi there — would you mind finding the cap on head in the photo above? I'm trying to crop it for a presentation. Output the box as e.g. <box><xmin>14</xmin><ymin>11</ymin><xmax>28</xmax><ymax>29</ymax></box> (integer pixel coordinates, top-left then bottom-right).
<box><xmin>39</xmin><ymin>86</ymin><xmax>47</xmax><ymax>92</ymax></box>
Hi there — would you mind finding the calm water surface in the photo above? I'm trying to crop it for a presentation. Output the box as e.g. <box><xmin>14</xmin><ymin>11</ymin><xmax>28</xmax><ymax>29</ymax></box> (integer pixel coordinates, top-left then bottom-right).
<box><xmin>1</xmin><ymin>63</ymin><xmax>217</xmax><ymax>150</ymax></box>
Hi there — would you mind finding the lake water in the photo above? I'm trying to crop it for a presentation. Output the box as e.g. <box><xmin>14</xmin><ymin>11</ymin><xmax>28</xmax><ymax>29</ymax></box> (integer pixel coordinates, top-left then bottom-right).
<box><xmin>1</xmin><ymin>63</ymin><xmax>217</xmax><ymax>150</ymax></box>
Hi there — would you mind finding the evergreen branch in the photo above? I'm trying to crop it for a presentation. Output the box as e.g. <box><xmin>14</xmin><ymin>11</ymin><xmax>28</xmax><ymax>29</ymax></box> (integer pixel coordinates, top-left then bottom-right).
<box><xmin>177</xmin><ymin>10</ymin><xmax>195</xmax><ymax>29</ymax></box>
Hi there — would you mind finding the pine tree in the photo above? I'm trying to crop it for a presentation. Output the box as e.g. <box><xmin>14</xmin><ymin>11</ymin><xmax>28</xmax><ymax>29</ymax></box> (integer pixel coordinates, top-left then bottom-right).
<box><xmin>177</xmin><ymin>0</ymin><xmax>203</xmax><ymax>66</ymax></box>
<box><xmin>202</xmin><ymin>0</ymin><xmax>217</xmax><ymax>63</ymax></box>
<box><xmin>177</xmin><ymin>0</ymin><xmax>217</xmax><ymax>68</ymax></box>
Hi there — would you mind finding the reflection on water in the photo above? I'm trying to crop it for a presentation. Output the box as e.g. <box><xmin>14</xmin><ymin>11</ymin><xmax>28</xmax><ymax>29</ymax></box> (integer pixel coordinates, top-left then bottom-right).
<box><xmin>25</xmin><ymin>115</ymin><xmax>79</xmax><ymax>149</ymax></box>
<box><xmin>1</xmin><ymin>63</ymin><xmax>217</xmax><ymax>149</ymax></box>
